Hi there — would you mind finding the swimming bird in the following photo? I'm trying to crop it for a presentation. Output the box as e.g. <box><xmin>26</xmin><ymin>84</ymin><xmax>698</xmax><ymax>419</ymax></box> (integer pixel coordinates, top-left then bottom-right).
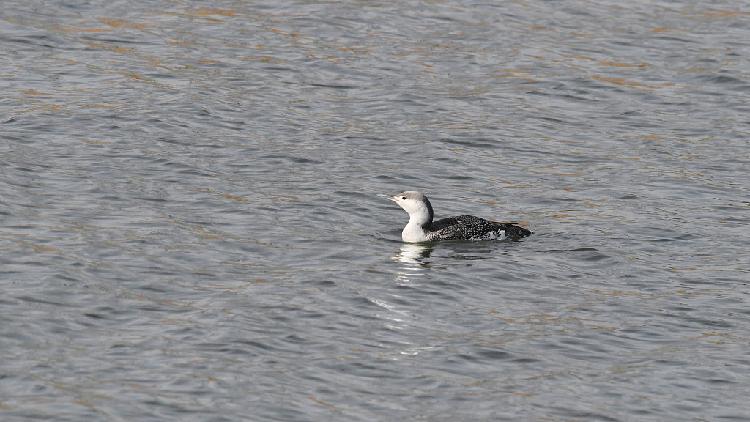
<box><xmin>389</xmin><ymin>191</ymin><xmax>531</xmax><ymax>243</ymax></box>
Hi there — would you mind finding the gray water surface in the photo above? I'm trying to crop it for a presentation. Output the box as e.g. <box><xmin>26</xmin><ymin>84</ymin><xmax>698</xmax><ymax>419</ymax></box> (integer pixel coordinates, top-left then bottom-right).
<box><xmin>2</xmin><ymin>0</ymin><xmax>749</xmax><ymax>420</ymax></box>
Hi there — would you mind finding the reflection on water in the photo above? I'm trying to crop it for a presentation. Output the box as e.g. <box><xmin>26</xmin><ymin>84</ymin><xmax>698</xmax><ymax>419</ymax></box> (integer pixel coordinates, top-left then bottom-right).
<box><xmin>393</xmin><ymin>243</ymin><xmax>434</xmax><ymax>264</ymax></box>
<box><xmin>391</xmin><ymin>243</ymin><xmax>433</xmax><ymax>285</ymax></box>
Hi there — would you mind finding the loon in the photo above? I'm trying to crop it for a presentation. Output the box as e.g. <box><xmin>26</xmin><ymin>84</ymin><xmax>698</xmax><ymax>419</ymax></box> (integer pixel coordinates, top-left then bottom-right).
<box><xmin>389</xmin><ymin>191</ymin><xmax>531</xmax><ymax>243</ymax></box>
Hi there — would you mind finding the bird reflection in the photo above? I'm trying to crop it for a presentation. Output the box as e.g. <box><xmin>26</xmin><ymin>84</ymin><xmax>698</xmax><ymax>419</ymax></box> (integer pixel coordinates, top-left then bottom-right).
<box><xmin>391</xmin><ymin>243</ymin><xmax>433</xmax><ymax>285</ymax></box>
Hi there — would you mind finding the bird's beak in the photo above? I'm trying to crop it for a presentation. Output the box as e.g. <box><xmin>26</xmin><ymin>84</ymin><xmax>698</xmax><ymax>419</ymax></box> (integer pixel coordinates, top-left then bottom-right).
<box><xmin>378</xmin><ymin>193</ymin><xmax>398</xmax><ymax>202</ymax></box>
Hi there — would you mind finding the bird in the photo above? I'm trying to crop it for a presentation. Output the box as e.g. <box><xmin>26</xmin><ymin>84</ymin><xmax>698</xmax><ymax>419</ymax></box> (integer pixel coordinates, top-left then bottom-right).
<box><xmin>389</xmin><ymin>191</ymin><xmax>531</xmax><ymax>243</ymax></box>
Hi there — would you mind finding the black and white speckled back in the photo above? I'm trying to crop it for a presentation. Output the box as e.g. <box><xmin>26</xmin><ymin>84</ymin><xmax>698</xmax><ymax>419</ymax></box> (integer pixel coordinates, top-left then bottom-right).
<box><xmin>426</xmin><ymin>215</ymin><xmax>531</xmax><ymax>241</ymax></box>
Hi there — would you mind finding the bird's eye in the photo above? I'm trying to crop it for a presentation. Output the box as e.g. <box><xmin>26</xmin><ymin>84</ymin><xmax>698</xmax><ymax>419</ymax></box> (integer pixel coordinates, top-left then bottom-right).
<box><xmin>401</xmin><ymin>196</ymin><xmax>406</xmax><ymax>200</ymax></box>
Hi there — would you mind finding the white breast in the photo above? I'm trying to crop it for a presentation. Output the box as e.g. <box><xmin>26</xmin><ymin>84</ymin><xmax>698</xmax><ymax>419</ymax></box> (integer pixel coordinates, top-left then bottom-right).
<box><xmin>401</xmin><ymin>222</ymin><xmax>429</xmax><ymax>243</ymax></box>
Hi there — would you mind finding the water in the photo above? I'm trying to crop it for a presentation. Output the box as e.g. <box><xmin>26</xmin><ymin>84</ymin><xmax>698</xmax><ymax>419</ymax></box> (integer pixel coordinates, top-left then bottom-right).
<box><xmin>1</xmin><ymin>0</ymin><xmax>749</xmax><ymax>420</ymax></box>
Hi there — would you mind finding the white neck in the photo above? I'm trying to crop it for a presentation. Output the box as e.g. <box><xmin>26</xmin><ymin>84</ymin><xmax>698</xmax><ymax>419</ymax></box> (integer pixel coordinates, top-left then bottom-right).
<box><xmin>407</xmin><ymin>204</ymin><xmax>432</xmax><ymax>227</ymax></box>
<box><xmin>401</xmin><ymin>207</ymin><xmax>432</xmax><ymax>243</ymax></box>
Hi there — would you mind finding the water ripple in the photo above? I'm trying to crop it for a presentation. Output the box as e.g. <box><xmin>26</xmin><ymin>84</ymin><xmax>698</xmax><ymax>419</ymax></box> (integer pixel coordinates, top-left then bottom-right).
<box><xmin>1</xmin><ymin>0</ymin><xmax>749</xmax><ymax>420</ymax></box>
